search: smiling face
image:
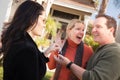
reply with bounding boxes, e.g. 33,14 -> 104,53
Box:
92,17 -> 115,45
67,22 -> 84,44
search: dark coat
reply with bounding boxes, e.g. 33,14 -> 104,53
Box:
3,32 -> 49,80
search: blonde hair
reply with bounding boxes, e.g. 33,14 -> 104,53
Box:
66,19 -> 84,38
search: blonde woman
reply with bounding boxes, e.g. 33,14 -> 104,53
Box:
48,19 -> 93,80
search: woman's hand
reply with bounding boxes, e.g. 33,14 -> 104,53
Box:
44,31 -> 65,56
44,42 -> 61,57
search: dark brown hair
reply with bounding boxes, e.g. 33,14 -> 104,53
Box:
96,14 -> 117,37
1,1 -> 44,53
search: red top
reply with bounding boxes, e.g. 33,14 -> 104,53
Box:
48,39 -> 93,80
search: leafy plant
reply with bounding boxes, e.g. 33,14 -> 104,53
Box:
45,15 -> 61,37
0,66 -> 3,80
84,35 -> 99,51
42,71 -> 53,80
34,15 -> 61,49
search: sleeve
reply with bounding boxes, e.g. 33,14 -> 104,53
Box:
41,52 -> 49,63
82,50 -> 120,80
47,51 -> 58,70
14,47 -> 40,80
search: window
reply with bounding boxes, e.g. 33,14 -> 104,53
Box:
53,10 -> 79,20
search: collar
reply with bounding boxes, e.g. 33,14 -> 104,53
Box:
67,38 -> 78,48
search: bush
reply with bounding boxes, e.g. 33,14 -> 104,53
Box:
84,35 -> 99,51
0,66 -> 3,80
42,71 -> 53,80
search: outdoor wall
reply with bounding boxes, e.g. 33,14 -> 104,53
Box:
0,0 -> 10,35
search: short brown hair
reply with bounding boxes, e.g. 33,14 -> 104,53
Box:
96,14 -> 117,37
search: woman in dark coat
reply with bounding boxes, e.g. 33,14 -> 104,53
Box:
1,1 -> 53,80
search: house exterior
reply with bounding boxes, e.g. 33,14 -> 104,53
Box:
7,0 -> 97,38
6,0 -> 97,26
51,0 -> 96,23
49,0 -> 97,39
4,0 -> 97,39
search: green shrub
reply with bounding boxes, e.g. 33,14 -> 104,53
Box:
0,66 -> 3,80
42,71 -> 53,80
84,35 -> 99,51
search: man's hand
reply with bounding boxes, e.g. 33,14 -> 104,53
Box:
54,54 -> 71,66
